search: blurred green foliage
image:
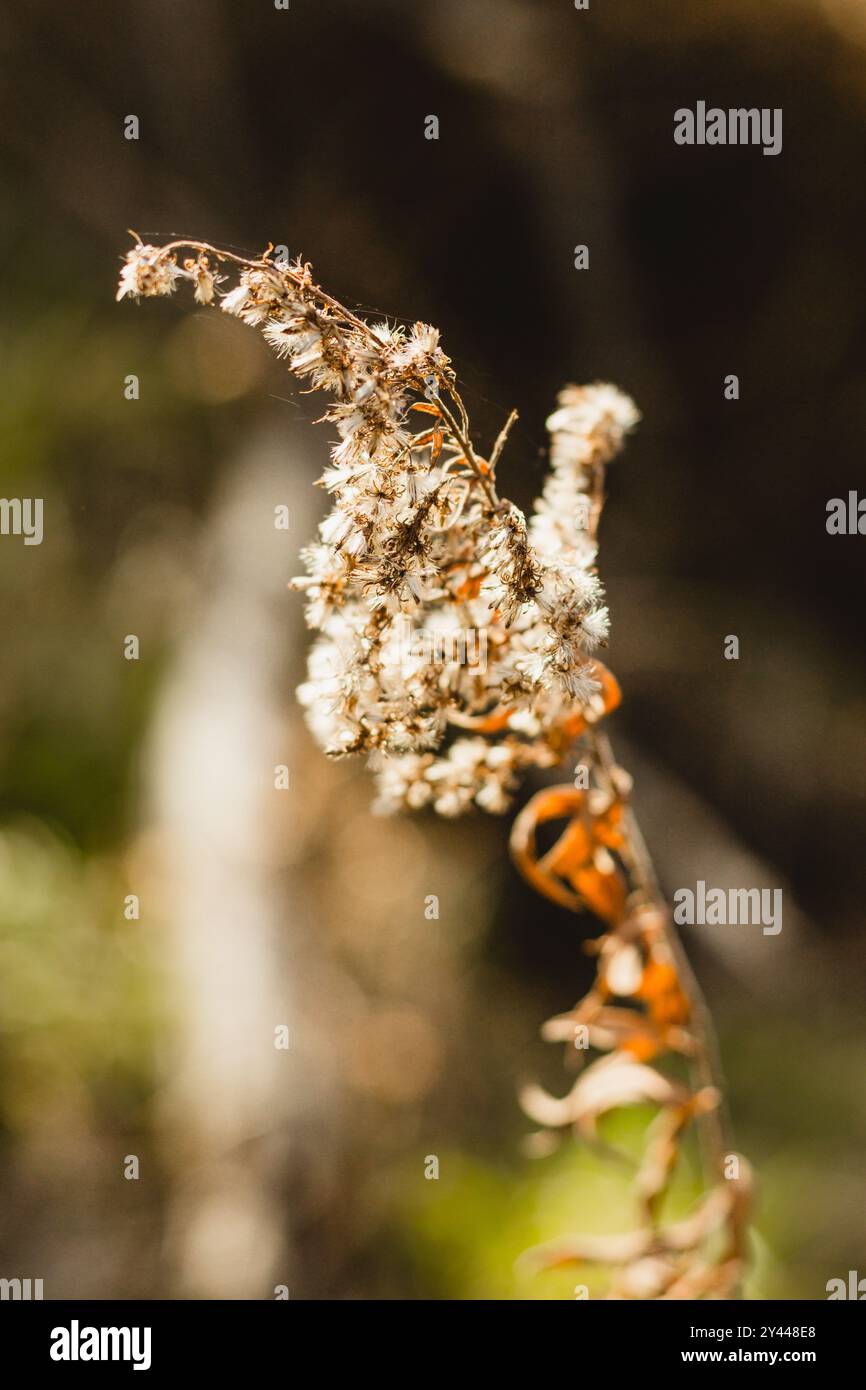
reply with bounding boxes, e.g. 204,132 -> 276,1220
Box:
0,822 -> 161,1137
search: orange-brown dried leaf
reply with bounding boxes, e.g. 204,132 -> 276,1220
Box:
431,423 -> 444,463
559,662 -> 622,739
592,800 -> 625,850
540,814 -> 593,877
638,956 -> 691,1028
572,859 -> 628,923
510,786 -> 628,920
453,572 -> 483,602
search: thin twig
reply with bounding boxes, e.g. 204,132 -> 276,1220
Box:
488,408 -> 519,478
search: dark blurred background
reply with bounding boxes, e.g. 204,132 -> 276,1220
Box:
0,0 -> 864,1299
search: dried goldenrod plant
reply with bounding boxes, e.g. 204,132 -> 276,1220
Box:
117,234 -> 752,1299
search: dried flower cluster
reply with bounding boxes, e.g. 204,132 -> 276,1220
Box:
117,233 -> 750,1299
116,235 -> 637,817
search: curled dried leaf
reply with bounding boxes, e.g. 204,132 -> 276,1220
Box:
510,784 -> 627,920
520,1053 -> 688,1134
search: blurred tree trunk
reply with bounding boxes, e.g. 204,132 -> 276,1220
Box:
145,433 -> 338,1298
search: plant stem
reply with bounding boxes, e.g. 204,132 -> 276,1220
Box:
435,389 -> 500,509
488,408 -> 519,478
581,443 -> 732,1184
587,723 -> 732,1182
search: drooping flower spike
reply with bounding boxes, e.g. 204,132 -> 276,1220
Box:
118,233 -> 749,1299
